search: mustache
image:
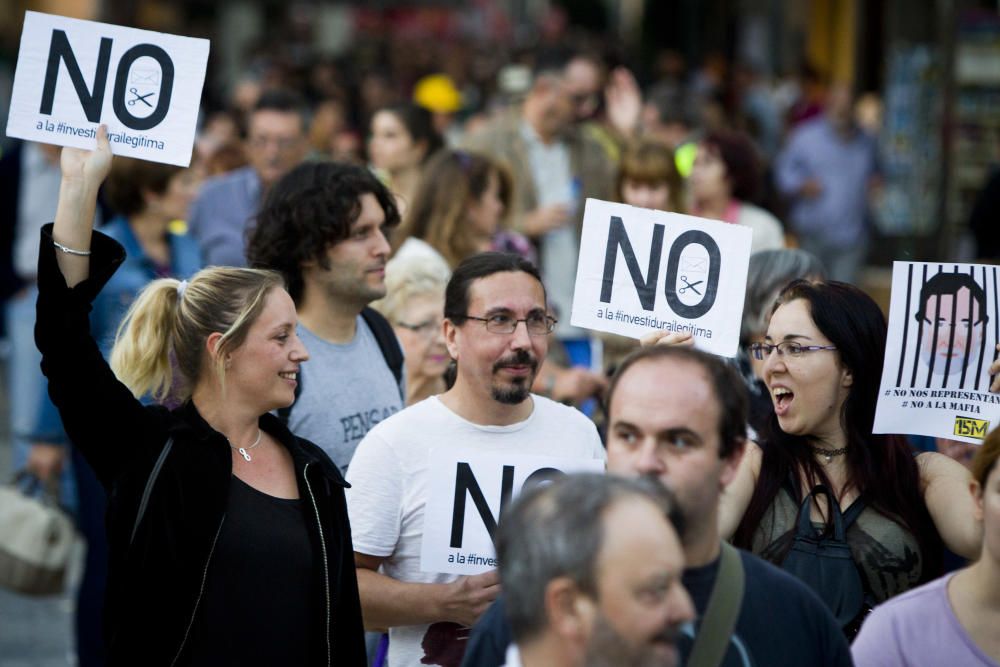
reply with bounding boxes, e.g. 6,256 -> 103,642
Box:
492,349 -> 538,373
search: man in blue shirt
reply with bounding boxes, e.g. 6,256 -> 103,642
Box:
776,84 -> 880,284
188,89 -> 309,267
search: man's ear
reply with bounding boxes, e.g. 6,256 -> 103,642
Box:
719,437 -> 747,489
444,319 -> 460,361
545,577 -> 593,643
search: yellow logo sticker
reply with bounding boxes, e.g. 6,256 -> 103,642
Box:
953,416 -> 989,440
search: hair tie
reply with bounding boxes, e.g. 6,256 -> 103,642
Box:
176,280 -> 189,299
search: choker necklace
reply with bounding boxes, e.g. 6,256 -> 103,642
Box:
229,429 -> 263,462
811,445 -> 848,464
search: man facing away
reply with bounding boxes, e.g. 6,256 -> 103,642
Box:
247,161 -> 405,473
462,345 -> 853,667
496,474 -> 694,667
189,89 -> 309,267
345,253 -> 606,666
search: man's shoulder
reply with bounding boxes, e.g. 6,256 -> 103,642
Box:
865,575 -> 947,620
194,166 -> 257,203
365,396 -> 443,439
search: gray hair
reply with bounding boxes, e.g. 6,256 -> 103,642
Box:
741,249 -> 826,344
370,253 -> 450,324
496,474 -> 682,643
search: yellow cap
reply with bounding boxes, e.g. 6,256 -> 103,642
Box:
413,74 -> 463,114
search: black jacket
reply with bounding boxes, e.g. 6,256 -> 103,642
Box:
35,224 -> 366,666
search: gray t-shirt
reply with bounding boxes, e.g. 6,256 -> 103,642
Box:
290,319 -> 405,473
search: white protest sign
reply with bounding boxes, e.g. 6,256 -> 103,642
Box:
6,12 -> 209,167
419,446 -> 604,575
874,261 -> 1000,444
570,199 -> 753,357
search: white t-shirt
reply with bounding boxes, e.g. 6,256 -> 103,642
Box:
346,394 -> 606,667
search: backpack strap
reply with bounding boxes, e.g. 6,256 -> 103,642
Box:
130,437 -> 174,547
687,542 -> 745,667
360,307 -> 405,401
841,496 -> 867,529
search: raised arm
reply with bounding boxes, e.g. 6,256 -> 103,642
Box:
918,451 -> 981,559
52,126 -> 112,286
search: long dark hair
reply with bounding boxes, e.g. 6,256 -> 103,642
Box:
732,280 -> 942,580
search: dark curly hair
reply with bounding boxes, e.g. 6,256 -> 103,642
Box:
247,161 -> 400,304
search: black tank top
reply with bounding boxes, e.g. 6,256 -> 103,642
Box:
187,476 -> 319,666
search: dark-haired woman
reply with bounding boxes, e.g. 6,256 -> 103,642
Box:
369,102 -> 445,213
721,280 -> 981,636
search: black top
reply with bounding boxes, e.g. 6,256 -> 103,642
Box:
189,477 -> 319,666
460,548 -> 853,667
35,224 -> 366,666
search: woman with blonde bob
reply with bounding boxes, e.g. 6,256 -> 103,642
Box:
35,127 -> 366,666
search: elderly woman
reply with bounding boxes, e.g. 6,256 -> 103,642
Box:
371,254 -> 450,405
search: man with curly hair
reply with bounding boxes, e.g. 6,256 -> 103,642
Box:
247,161 -> 405,473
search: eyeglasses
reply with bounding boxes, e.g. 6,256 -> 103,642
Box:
463,312 -> 557,336
396,318 -> 442,338
749,341 -> 837,361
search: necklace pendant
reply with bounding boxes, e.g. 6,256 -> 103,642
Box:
239,447 -> 252,462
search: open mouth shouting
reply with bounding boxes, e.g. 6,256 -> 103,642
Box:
772,386 -> 794,416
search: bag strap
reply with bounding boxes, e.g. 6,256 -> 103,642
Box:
129,437 -> 174,547
687,542 -> 745,667
360,306 -> 405,400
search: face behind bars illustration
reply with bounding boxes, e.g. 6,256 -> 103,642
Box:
916,272 -> 989,377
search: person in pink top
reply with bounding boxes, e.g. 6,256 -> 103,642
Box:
852,431 -> 1000,666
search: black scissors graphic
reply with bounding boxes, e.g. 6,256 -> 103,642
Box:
128,88 -> 155,107
679,275 -> 703,295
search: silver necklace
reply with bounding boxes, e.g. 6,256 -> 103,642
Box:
810,445 -> 849,464
229,429 -> 263,462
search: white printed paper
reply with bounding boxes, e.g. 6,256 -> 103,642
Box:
570,199 -> 753,357
6,11 -> 210,166
874,262 -> 1000,444
419,446 -> 604,575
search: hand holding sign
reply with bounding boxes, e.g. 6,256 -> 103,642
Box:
440,569 -> 501,627
60,123 -> 112,188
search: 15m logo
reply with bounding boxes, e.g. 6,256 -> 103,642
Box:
953,416 -> 989,439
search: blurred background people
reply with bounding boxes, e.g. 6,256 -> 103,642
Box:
368,101 -> 445,213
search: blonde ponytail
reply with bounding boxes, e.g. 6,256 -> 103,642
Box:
110,278 -> 183,402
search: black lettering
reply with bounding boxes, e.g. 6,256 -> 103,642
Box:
112,44 -> 174,130
40,30 -> 112,122
664,230 -> 721,319
450,463 -> 515,548
600,216 -> 664,311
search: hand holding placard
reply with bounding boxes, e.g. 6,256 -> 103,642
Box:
439,569 -> 501,627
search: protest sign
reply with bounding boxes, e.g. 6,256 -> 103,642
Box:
419,446 -> 604,575
874,262 -> 1000,444
570,199 -> 753,357
6,11 -> 209,167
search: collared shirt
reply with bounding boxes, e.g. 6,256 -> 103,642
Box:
187,165 -> 262,267
775,117 -> 878,247
502,643 -> 524,667
520,122 -> 584,339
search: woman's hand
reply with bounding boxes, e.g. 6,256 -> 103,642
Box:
639,330 -> 695,348
989,344 -> 1000,392
60,124 -> 113,188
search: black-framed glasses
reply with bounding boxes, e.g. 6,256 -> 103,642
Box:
749,341 -> 837,361
464,312 -> 557,336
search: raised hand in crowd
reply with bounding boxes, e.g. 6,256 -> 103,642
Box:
521,203 -> 571,238
604,67 -> 643,139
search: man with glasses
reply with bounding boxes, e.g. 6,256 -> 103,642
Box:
914,271 -> 990,385
189,89 -> 309,267
346,252 -> 605,666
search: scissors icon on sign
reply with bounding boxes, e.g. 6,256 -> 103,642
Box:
128,88 -> 155,107
679,275 -> 703,295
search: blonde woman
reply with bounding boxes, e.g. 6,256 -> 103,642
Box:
36,127 -> 365,666
372,254 -> 450,405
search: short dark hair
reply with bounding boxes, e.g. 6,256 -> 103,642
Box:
916,271 -> 988,325
497,474 -> 682,643
103,157 -> 182,217
373,102 -> 444,163
702,129 -> 762,202
606,345 -> 748,459
444,252 -> 545,323
247,161 -> 400,303
251,89 -> 309,129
